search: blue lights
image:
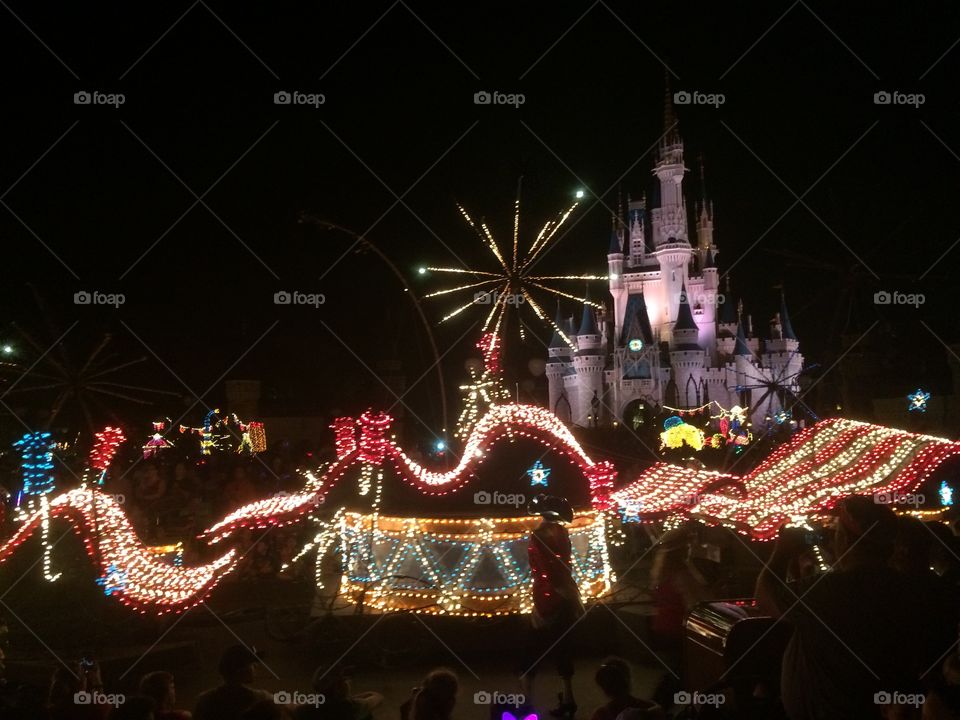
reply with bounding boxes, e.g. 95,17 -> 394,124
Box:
526,459 -> 551,487
13,431 -> 56,501
908,389 -> 931,413
940,481 -> 954,507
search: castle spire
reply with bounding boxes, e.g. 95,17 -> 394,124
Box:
779,289 -> 797,340
663,70 -> 678,142
578,287 -> 599,336
549,300 -> 568,348
674,283 -> 698,331
734,320 -> 752,356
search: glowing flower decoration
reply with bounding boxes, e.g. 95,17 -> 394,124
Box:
660,418 -> 705,451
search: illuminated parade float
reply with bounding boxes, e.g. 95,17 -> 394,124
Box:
0,401 -> 958,616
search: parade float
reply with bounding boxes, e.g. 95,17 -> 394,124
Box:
1,399 -> 959,616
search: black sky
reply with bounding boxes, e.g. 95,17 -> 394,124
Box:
1,2 -> 959,436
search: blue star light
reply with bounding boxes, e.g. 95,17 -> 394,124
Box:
96,563 -> 128,596
907,389 -> 931,413
940,481 -> 954,507
526,460 -> 551,487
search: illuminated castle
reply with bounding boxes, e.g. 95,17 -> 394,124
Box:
546,92 -> 803,428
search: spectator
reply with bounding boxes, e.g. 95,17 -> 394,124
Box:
295,666 -> 382,720
649,525 -> 707,708
139,671 -> 190,720
590,658 -> 664,720
110,696 -> 155,720
521,495 -> 583,717
650,525 -> 708,646
48,662 -> 111,720
756,496 -> 927,719
240,700 -> 292,720
193,646 -> 272,720
402,669 -> 458,720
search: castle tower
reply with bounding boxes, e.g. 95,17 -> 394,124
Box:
546,303 -> 572,419
650,80 -> 692,334
733,320 -> 753,406
608,225 -> 628,343
573,295 -> 605,426
695,157 -> 715,261
627,195 -> 647,267
763,291 -> 804,417
669,285 -> 706,408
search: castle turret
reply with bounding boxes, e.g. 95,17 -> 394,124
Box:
733,320 -> 753,406
546,303 -> 572,418
573,294 -> 604,426
627,196 -> 646,267
608,226 -> 628,344
650,79 -> 692,335
670,285 -> 705,407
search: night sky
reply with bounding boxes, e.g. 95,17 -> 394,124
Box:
1,2 -> 959,437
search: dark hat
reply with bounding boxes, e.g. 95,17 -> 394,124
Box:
218,644 -> 263,676
528,494 -> 574,523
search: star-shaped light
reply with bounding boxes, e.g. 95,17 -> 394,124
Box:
526,460 -> 551,487
907,389 -> 930,413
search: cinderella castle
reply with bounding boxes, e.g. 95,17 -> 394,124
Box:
546,92 -> 803,429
